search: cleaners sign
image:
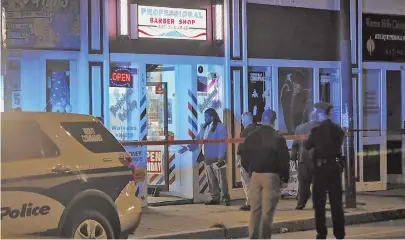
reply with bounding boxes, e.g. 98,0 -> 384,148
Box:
137,5 -> 207,40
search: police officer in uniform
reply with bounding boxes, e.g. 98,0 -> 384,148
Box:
305,102 -> 345,239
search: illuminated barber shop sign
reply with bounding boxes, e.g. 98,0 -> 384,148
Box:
137,5 -> 207,40
110,68 -> 133,88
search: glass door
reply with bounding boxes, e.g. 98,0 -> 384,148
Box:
386,70 -> 405,185
146,82 -> 169,191
358,69 -> 387,191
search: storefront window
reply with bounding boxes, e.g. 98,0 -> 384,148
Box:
278,67 -> 313,134
248,66 -> 271,123
197,64 -> 224,127
46,60 -> 72,113
319,68 -> 341,124
108,65 -> 138,141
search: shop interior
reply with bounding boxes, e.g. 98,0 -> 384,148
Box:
144,63 -> 224,205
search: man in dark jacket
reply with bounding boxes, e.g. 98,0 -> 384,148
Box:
305,102 -> 345,239
244,110 -> 290,239
291,110 -> 320,210
237,112 -> 258,211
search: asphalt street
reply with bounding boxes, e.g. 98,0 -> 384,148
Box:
272,218 -> 405,239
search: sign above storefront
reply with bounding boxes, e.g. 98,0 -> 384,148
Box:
363,14 -> 405,62
137,5 -> 207,40
110,68 -> 133,88
2,0 -> 80,50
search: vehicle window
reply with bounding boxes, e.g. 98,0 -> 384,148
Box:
61,121 -> 125,153
1,120 -> 60,162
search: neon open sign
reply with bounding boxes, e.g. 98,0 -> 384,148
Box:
110,68 -> 133,88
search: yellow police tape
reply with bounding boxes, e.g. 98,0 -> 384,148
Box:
356,148 -> 405,157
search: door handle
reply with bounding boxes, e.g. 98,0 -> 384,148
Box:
51,164 -> 71,173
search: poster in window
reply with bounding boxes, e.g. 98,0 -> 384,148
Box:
278,68 -> 313,134
108,68 -> 139,141
248,72 -> 265,123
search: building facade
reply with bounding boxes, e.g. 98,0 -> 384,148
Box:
1,0 -> 405,202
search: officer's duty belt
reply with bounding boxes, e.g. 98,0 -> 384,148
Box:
315,158 -> 339,167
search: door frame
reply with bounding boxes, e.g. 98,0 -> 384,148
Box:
358,62 -> 405,191
357,68 -> 387,191
385,68 -> 405,184
146,82 -> 170,191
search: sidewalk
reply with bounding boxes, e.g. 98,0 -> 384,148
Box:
131,189 -> 405,239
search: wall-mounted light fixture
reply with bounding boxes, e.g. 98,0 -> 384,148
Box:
212,0 -> 224,44
118,0 -> 129,36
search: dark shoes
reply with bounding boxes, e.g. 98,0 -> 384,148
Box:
205,200 -> 220,205
240,205 -> 251,211
295,205 -> 305,210
205,199 -> 230,206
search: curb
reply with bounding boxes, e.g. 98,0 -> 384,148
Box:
141,208 -> 405,239
148,199 -> 194,207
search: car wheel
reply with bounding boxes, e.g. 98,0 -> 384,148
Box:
66,210 -> 115,239
120,232 -> 129,239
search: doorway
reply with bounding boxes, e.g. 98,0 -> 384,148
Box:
145,64 -> 192,205
146,82 -> 169,196
386,70 -> 405,185
357,69 -> 387,191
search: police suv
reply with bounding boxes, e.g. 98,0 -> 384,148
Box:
1,112 -> 142,239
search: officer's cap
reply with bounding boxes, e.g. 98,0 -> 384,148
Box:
314,102 -> 333,113
261,109 -> 277,123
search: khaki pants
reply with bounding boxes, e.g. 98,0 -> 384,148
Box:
237,155 -> 250,205
248,172 -> 281,239
240,167 -> 250,205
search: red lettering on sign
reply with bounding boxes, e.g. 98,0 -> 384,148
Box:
147,150 -> 162,173
147,150 -> 162,162
111,72 -> 131,82
179,19 -> 196,25
150,18 -> 175,25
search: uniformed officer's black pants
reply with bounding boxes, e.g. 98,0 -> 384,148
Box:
313,162 -> 345,239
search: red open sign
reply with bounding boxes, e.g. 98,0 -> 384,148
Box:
111,72 -> 131,82
110,68 -> 133,88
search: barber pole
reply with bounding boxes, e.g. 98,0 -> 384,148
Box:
188,90 -> 198,139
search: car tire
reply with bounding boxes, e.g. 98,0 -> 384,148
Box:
65,209 -> 116,239
120,232 -> 129,239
